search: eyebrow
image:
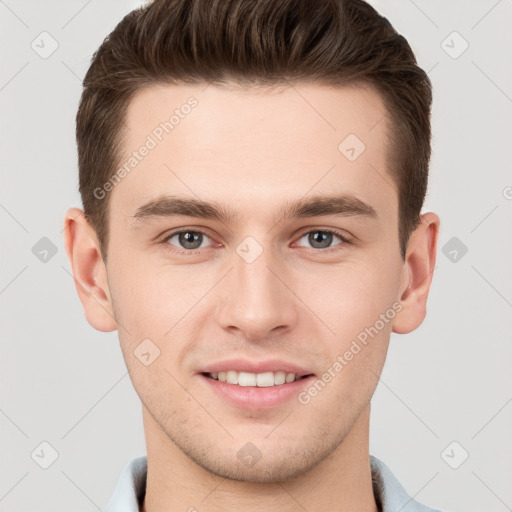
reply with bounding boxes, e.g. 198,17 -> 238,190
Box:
131,193 -> 378,226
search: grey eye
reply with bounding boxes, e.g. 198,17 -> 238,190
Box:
297,230 -> 343,249
168,231 -> 209,250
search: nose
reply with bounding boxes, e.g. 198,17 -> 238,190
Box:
215,243 -> 299,341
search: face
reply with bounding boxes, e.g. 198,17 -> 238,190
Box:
100,82 -> 407,481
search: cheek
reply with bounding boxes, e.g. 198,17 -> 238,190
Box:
299,257 -> 401,339
293,255 -> 400,406
108,257 -> 198,335
108,259 -> 209,383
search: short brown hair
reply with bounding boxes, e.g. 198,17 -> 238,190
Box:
76,0 -> 432,261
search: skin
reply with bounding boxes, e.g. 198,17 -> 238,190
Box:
64,82 -> 439,512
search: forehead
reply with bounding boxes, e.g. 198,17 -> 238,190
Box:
110,82 -> 396,224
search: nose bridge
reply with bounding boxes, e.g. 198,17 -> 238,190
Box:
216,237 -> 297,340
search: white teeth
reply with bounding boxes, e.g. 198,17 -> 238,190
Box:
256,372 -> 274,387
226,370 -> 238,385
238,371 -> 257,386
208,370 -> 306,386
274,371 -> 286,385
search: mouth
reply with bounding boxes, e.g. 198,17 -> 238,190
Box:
200,370 -> 316,410
202,370 -> 314,387
198,359 -> 316,409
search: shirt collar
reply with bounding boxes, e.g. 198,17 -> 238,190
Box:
104,455 -> 441,512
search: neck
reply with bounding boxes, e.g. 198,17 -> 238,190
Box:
141,405 -> 377,512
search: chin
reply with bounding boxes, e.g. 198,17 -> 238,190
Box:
178,435 -> 339,484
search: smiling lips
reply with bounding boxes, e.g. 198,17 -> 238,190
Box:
207,370 -> 307,387
199,359 -> 315,409
200,358 -> 314,388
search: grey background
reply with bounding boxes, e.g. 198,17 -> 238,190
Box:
1,0 -> 511,511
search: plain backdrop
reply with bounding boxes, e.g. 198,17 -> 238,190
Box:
1,0 -> 511,511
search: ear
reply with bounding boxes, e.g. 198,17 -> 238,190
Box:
392,212 -> 440,334
63,208 -> 117,332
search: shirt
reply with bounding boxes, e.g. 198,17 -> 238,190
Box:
104,455 -> 442,512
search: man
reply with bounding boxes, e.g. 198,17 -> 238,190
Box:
63,0 -> 441,510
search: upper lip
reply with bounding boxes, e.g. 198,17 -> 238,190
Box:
200,358 -> 314,378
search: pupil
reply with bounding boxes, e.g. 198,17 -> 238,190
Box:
309,231 -> 332,249
180,231 -> 202,249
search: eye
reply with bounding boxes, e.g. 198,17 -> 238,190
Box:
294,229 -> 350,250
159,227 -> 350,255
162,229 -> 213,252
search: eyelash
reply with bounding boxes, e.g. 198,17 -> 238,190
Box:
159,228 -> 352,255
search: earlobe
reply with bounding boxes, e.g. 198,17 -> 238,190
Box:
63,208 -> 117,332
392,212 -> 440,334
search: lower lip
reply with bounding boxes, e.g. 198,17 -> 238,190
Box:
199,373 -> 315,410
